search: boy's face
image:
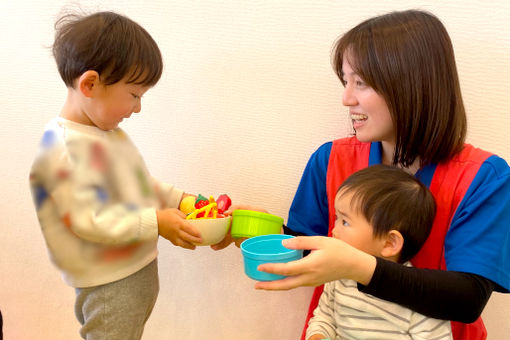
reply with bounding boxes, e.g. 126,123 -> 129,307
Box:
332,190 -> 385,257
87,79 -> 150,131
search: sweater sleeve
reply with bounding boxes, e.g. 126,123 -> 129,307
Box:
152,177 -> 184,209
358,257 -> 495,323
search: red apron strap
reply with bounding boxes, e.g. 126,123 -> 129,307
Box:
413,144 -> 492,340
301,137 -> 370,340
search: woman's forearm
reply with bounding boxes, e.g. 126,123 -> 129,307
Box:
359,257 -> 495,322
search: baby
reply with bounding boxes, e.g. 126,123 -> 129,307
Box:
306,164 -> 453,340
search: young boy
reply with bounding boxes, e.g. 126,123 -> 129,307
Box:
306,165 -> 453,340
29,11 -> 203,339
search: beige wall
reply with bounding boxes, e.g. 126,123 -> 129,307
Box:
1,0 -> 509,339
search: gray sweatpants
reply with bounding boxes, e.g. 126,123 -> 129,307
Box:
74,259 -> 159,340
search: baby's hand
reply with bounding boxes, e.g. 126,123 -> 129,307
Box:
156,208 -> 202,249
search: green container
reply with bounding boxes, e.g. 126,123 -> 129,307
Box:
231,210 -> 284,238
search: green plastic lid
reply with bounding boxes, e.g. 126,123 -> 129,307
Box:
232,210 -> 283,223
231,210 -> 284,238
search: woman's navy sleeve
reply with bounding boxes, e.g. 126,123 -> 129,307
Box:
286,142 -> 332,236
445,155 -> 510,292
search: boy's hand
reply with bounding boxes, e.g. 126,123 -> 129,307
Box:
156,208 -> 202,250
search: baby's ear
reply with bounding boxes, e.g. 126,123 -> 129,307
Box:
380,230 -> 404,260
78,70 -> 100,97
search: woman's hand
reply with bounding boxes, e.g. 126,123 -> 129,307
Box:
255,236 -> 377,290
210,232 -> 246,250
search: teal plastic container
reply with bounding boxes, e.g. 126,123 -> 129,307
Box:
240,234 -> 303,281
231,210 -> 283,238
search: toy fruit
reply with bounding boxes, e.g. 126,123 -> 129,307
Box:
216,194 -> 232,214
179,196 -> 196,215
179,193 -> 233,246
180,194 -> 232,219
194,194 -> 209,218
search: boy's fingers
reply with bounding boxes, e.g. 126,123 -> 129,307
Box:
181,231 -> 202,245
178,240 -> 197,250
181,221 -> 202,239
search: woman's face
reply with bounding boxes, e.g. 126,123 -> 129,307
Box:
341,56 -> 395,145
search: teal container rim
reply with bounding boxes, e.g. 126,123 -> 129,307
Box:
232,210 -> 284,224
240,234 -> 300,260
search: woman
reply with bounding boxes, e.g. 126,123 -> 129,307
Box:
255,10 -> 510,340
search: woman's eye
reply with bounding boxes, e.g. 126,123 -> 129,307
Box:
355,80 -> 366,87
131,93 -> 140,99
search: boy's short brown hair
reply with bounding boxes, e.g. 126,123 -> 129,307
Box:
52,11 -> 163,88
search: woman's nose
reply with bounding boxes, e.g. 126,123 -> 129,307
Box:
342,85 -> 357,106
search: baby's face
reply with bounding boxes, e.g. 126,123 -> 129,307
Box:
333,190 -> 386,257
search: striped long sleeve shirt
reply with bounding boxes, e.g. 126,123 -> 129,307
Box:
306,265 -> 453,340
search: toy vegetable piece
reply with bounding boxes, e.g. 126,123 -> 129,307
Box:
216,194 -> 232,214
186,202 -> 218,220
179,196 -> 196,215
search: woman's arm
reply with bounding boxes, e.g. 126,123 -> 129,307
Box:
255,236 -> 494,322
286,142 -> 331,236
359,257 -> 494,323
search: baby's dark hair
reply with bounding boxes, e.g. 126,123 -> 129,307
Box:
52,11 -> 163,88
337,164 -> 436,263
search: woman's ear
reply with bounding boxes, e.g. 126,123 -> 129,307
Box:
380,229 -> 404,261
78,71 -> 100,98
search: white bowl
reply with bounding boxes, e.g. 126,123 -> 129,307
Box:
187,216 -> 232,246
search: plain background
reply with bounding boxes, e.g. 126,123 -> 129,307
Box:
1,0 -> 509,339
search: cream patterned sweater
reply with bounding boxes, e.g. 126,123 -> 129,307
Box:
29,117 -> 183,287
